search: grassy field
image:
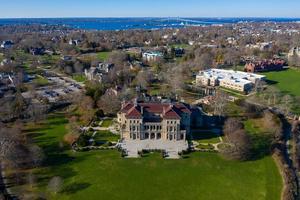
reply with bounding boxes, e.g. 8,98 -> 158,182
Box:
33,75 -> 49,86
263,68 -> 300,97
72,74 -> 87,83
97,52 -> 110,61
21,114 -> 283,200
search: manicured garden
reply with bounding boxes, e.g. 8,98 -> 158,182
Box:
100,119 -> 113,127
21,114 -> 283,200
263,68 -> 300,97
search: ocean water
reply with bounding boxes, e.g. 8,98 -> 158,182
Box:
0,17 -> 299,31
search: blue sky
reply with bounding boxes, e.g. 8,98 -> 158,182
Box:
1,0 -> 300,18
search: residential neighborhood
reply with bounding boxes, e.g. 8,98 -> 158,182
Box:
1,2 -> 300,200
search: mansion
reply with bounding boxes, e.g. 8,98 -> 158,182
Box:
117,99 -> 203,158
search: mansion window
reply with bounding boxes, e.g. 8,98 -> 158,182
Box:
157,133 -> 161,139
151,133 -> 155,140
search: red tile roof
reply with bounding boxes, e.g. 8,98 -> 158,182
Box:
125,106 -> 142,118
121,101 -> 191,119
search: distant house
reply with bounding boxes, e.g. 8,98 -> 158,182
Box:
69,39 -> 81,46
142,51 -> 164,62
0,40 -> 14,49
245,42 -> 272,51
188,41 -> 195,46
84,67 -> 103,83
0,59 -> 12,66
30,47 -> 45,56
125,47 -> 143,56
61,55 -> 73,61
173,48 -> 185,57
244,58 -> 286,73
104,86 -> 122,97
288,47 -> 300,59
98,62 -> 114,73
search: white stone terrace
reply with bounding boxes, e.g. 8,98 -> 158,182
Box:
119,139 -> 188,159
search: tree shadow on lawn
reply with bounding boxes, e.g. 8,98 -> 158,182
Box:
265,79 -> 278,86
62,182 -> 91,195
249,134 -> 273,161
35,166 -> 78,189
191,132 -> 220,141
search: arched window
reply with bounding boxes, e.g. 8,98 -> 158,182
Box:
157,133 -> 161,139
151,133 -> 155,140
145,132 -> 149,139
180,134 -> 184,140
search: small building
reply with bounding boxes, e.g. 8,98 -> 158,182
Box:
196,69 -> 265,93
168,47 -> 185,57
246,42 -> 273,51
244,58 -> 286,73
61,55 -> 73,61
0,59 -> 12,66
84,67 -> 103,83
142,51 -> 164,62
1,40 -> 14,49
30,47 -> 45,56
69,39 -> 81,46
98,63 -> 114,73
288,47 -> 300,59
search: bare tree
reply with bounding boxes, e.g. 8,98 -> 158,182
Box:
223,118 -> 244,137
212,91 -> 228,117
280,95 -> 293,115
97,93 -> 121,116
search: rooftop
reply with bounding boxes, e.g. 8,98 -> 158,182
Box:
198,69 -> 265,85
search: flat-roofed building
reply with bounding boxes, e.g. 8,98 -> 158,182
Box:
196,69 -> 265,93
142,51 -> 164,62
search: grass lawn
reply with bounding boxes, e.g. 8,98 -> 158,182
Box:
262,68 -> 300,97
23,113 -> 283,200
101,119 -> 113,127
93,130 -> 119,143
33,75 -> 49,86
170,43 -> 190,48
97,52 -> 110,61
72,74 -> 87,83
0,53 -> 3,62
244,118 -> 274,158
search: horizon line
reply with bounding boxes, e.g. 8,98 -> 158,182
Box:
1,16 -> 300,20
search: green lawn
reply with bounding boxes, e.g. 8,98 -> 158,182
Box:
72,74 -> 87,83
0,53 -> 4,62
97,52 -> 110,61
33,75 -> 49,86
93,130 -> 119,143
101,119 -> 113,127
244,119 -> 264,135
170,43 -> 190,48
24,114 -> 282,200
262,68 -> 300,97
